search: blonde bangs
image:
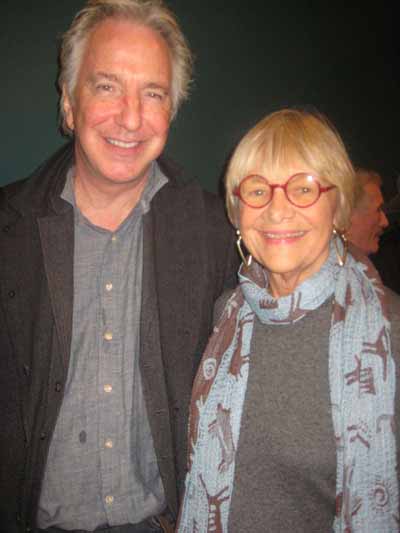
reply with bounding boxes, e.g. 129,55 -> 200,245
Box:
225,109 -> 356,229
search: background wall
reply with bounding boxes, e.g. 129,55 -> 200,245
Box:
1,1 -> 398,198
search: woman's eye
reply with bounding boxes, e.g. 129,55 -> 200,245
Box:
292,186 -> 312,195
249,188 -> 267,196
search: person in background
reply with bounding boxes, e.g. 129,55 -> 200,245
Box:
372,175 -> 400,293
0,1 -> 238,532
346,168 -> 389,255
178,109 -> 400,532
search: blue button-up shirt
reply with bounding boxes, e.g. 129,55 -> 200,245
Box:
37,163 -> 168,530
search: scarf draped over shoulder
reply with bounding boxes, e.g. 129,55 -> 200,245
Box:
177,242 -> 399,533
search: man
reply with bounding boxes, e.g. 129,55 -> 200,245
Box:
372,176 -> 400,293
0,1 -> 238,532
346,167 -> 389,255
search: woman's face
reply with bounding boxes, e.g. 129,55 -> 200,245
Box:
238,163 -> 338,297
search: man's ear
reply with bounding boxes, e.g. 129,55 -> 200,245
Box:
62,85 -> 75,131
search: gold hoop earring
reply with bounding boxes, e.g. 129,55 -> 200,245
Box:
236,229 -> 252,267
332,227 -> 348,266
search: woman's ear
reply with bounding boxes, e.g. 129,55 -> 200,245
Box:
332,191 -> 344,232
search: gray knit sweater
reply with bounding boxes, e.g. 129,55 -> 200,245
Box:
213,288 -> 400,532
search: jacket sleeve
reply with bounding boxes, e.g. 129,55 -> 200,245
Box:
203,189 -> 240,299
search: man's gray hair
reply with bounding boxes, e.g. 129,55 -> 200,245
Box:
354,168 -> 382,208
58,0 -> 193,134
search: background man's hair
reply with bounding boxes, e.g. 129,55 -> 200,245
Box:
353,168 -> 382,209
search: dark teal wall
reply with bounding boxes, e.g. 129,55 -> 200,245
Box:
1,2 -> 399,197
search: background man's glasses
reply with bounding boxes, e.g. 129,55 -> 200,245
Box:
233,173 -> 335,209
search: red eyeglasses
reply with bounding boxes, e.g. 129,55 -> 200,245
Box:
233,173 -> 335,209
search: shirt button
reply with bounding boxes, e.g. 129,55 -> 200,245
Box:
111,235 -> 117,242
105,283 -> 113,292
104,384 -> 113,393
105,495 -> 114,505
104,331 -> 113,341
55,382 -> 62,392
105,439 -> 113,449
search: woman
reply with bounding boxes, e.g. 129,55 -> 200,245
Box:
178,109 -> 400,532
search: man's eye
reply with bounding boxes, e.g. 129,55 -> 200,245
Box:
147,91 -> 164,100
96,84 -> 114,93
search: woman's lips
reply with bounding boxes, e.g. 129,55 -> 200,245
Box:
260,230 -> 307,244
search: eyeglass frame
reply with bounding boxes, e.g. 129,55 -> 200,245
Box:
233,173 -> 336,209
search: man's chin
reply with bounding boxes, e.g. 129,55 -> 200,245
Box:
97,163 -> 151,186
369,240 -> 380,255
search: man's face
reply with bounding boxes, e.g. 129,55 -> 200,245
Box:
63,18 -> 172,188
348,182 -> 389,255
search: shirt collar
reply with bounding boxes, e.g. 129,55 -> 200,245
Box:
61,161 -> 169,222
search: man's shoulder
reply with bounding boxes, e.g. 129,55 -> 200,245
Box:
155,181 -> 233,248
1,176 -> 29,205
0,142 -> 73,213
385,288 -> 400,356
155,158 -> 227,217
386,287 -> 400,323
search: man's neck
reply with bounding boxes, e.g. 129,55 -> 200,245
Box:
73,172 -> 149,231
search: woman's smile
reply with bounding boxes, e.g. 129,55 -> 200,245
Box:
259,229 -> 308,244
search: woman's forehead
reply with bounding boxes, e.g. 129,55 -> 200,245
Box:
248,154 -> 312,179
234,135 -> 333,186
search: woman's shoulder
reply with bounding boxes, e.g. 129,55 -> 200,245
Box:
213,288 -> 236,324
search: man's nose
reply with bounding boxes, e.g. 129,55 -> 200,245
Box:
380,209 -> 389,228
117,93 -> 142,131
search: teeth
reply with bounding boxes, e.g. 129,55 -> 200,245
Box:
265,232 -> 304,238
107,138 -> 139,148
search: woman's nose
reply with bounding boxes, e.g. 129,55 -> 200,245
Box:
265,187 -> 295,222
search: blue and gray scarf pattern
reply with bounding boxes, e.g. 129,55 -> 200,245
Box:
178,243 -> 398,532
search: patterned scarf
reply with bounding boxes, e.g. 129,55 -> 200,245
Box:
177,243 -> 399,532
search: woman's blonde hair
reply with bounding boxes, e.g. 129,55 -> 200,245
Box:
225,108 -> 356,230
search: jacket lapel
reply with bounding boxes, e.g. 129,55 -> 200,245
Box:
38,211 -> 74,374
152,182 -> 206,376
140,180 -> 207,514
141,209 -> 178,514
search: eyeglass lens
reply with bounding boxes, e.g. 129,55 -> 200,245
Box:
240,173 -> 320,208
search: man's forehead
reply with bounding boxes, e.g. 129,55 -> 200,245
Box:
79,18 -> 172,84
84,18 -> 169,58
364,182 -> 384,207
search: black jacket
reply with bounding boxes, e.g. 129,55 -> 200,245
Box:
0,143 -> 238,532
371,221 -> 400,295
